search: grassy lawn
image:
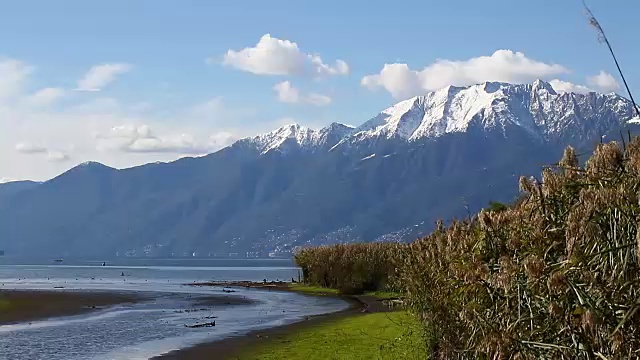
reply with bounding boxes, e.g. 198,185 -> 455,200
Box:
235,311 -> 426,360
363,290 -> 402,299
235,284 -> 423,359
287,283 -> 339,295
287,284 -> 402,300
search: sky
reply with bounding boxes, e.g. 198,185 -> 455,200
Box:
0,0 -> 638,181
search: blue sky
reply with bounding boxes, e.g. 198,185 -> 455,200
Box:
0,0 -> 637,181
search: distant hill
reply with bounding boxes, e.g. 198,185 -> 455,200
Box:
0,180 -> 39,203
1,80 -> 638,258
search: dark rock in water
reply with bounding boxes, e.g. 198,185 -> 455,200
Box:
185,321 -> 215,328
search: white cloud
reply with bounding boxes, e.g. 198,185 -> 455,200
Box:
188,97 -> 257,124
189,97 -> 225,118
127,135 -> 203,153
97,124 -> 151,141
221,34 -> 349,77
15,142 -> 70,162
273,81 -> 331,106
46,151 -> 70,162
587,71 -> 620,93
361,50 -> 569,99
273,81 -> 299,103
549,79 -> 593,94
0,57 -> 270,181
76,63 -> 132,91
15,142 -> 47,154
0,58 -> 33,101
96,124 -> 237,154
209,132 -> 237,148
24,87 -> 66,106
68,97 -> 120,113
305,93 -> 332,106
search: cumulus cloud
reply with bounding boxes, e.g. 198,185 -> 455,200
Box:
0,58 -> 33,101
273,81 -> 332,106
361,50 -> 569,99
24,87 -> 66,106
221,34 -> 349,77
127,135 -> 203,153
587,71 -> 620,93
0,57 -> 269,181
549,79 -> 593,94
96,124 -> 237,154
15,142 -> 70,161
15,142 -> 47,154
208,132 -> 237,148
76,63 -> 132,91
46,151 -> 70,162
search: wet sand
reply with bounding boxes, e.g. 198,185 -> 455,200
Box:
0,290 -> 145,325
155,282 -> 391,360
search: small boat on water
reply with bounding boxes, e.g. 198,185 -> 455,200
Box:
53,259 -> 64,263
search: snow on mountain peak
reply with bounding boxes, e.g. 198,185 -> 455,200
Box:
246,122 -> 354,154
239,80 -> 637,156
350,79 -> 637,142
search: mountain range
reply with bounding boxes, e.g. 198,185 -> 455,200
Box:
1,80 -> 638,258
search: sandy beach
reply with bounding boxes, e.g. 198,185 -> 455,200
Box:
0,290 -> 144,325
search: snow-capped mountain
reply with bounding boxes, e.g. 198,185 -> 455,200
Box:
232,79 -> 637,155
240,122 -> 354,154
343,79 -> 637,144
1,80 -> 639,258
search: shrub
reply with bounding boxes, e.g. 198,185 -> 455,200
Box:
294,242 -> 405,294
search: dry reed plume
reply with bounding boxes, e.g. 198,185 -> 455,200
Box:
296,138 -> 640,359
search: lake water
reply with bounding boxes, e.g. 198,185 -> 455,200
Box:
0,259 -> 349,360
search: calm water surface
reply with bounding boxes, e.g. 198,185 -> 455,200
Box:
0,259 -> 349,360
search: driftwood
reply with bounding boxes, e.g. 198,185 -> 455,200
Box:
185,321 -> 215,328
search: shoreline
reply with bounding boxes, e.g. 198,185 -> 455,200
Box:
1,282 -> 392,359
154,281 -> 392,360
0,289 -> 145,325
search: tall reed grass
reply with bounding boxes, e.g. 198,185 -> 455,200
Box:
294,242 -> 405,294
295,138 -> 640,359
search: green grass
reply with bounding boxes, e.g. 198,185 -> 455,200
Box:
236,311 -> 426,360
287,283 -> 339,295
364,290 -> 402,299
287,284 -> 402,300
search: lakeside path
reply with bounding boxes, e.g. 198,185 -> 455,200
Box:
155,282 -> 406,360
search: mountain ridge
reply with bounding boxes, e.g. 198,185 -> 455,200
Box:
18,79 -> 639,178
1,80 -> 638,258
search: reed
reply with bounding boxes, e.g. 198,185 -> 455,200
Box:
294,242 -> 405,294
296,138 -> 640,358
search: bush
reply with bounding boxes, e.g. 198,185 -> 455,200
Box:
294,242 -> 405,294
486,201 -> 508,212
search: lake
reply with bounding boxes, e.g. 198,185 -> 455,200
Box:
0,259 -> 349,360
